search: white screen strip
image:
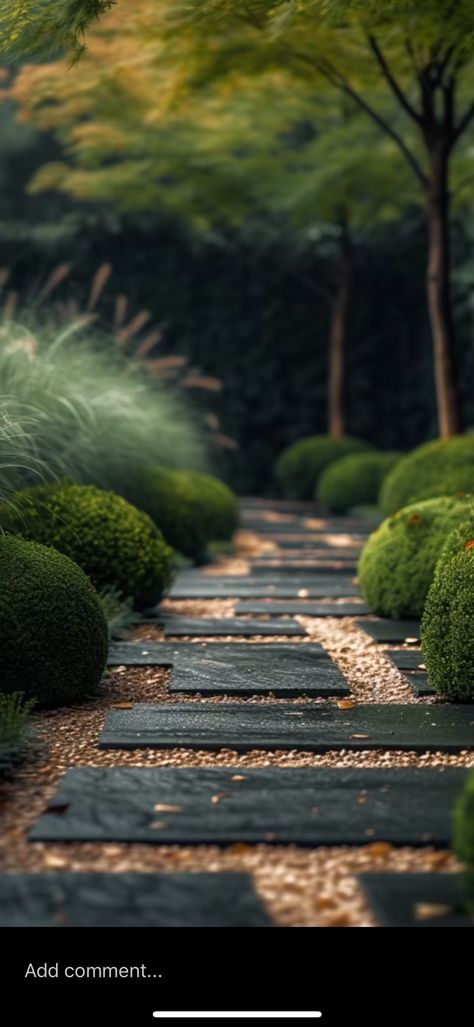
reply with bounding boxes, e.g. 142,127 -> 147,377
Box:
152,1015 -> 322,1020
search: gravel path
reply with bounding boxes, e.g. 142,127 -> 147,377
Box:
0,508 -> 471,928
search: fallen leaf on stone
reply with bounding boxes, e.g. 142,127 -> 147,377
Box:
415,902 -> 453,922
298,589 -> 309,597
351,733 -> 370,739
211,792 -> 228,805
111,702 -> 135,709
149,820 -> 167,829
265,832 -> 278,842
366,841 -> 393,857
231,774 -> 246,781
405,637 -> 418,644
54,911 -> 68,926
337,699 -> 357,709
357,792 -> 368,805
153,804 -> 183,813
419,663 -> 426,670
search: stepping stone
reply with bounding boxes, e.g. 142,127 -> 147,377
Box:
357,620 -> 420,644
359,874 -> 471,928
236,601 -> 371,616
254,551 -> 361,563
30,766 -> 467,846
250,562 -> 357,575
385,651 -> 435,697
276,538 -> 364,551
99,703 -> 474,753
169,642 -> 349,697
163,617 -> 307,637
108,643 -> 175,666
169,575 -> 359,600
0,872 -> 271,928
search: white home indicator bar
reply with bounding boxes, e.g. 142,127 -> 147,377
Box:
152,1015 -> 322,1020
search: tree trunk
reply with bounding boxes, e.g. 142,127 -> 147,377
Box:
426,144 -> 462,437
328,232 -> 353,439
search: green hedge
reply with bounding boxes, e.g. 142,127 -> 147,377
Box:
380,437 -> 474,515
358,495 -> 472,618
0,482 -> 173,609
0,536 -> 108,706
318,451 -> 401,512
275,436 -> 370,500
422,549 -> 474,701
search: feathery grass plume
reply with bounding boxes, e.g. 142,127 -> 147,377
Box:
0,1 -> 115,62
0,316 -> 207,498
0,691 -> 34,778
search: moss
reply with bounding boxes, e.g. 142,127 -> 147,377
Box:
380,436 -> 474,515
0,536 -> 108,706
358,495 -> 472,618
318,451 -> 401,513
421,549 -> 474,701
128,468 -> 237,562
0,482 -> 173,610
275,435 -> 371,500
453,769 -> 474,916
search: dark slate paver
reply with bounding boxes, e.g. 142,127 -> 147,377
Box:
357,620 -> 420,643
235,600 -> 370,616
163,617 -> 307,637
0,872 -> 271,927
359,874 -> 471,928
276,538 -> 363,551
250,563 -> 357,575
169,575 -> 360,599
386,649 -> 426,670
99,703 -> 473,752
29,766 -> 467,846
108,643 -> 175,666
169,642 -> 349,697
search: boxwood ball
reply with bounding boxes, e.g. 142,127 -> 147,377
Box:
422,548 -> 474,701
358,495 -> 472,618
0,535 -> 108,706
0,482 -> 173,609
275,435 -> 370,500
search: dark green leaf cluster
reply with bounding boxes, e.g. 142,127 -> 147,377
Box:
0,691 -> 34,779
127,468 -> 238,563
358,495 -> 472,618
0,535 -> 108,706
317,450 -> 401,512
422,549 -> 474,701
380,437 -> 474,515
275,435 -> 370,500
0,482 -> 173,609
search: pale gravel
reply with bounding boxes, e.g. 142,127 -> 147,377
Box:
0,516 -> 472,928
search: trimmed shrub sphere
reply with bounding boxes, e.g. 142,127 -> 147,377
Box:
358,495 -> 472,618
182,471 -> 239,540
0,483 -> 173,609
434,509 -> 474,577
318,451 -> 401,513
380,436 -> 474,515
127,468 -> 237,562
275,436 -> 370,500
0,535 -> 108,706
422,548 -> 474,701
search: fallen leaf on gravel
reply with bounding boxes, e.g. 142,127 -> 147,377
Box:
366,841 -> 393,857
415,902 -> 453,921
351,733 -> 370,739
337,700 -> 357,709
324,910 -> 353,927
228,842 -> 252,854
154,804 -> 183,813
111,702 -> 135,709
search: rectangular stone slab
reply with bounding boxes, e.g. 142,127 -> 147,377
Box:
163,617 -> 307,638
0,872 -> 271,928
250,563 -> 357,575
169,575 -> 360,599
386,648 -> 426,670
276,538 -> 363,551
169,642 -> 349,697
359,873 -> 471,928
357,620 -> 420,643
253,551 -> 361,563
99,703 -> 474,753
29,766 -> 467,846
107,643 -> 175,666
236,600 -> 371,616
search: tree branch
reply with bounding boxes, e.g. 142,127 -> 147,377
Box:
367,34 -> 421,123
294,52 -> 427,188
453,100 -> 474,142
